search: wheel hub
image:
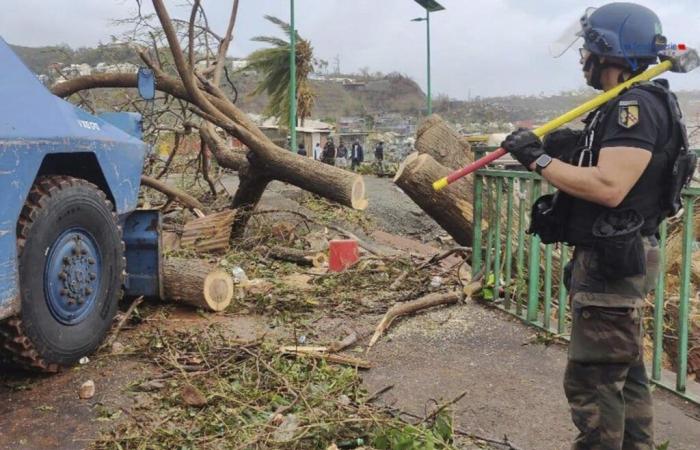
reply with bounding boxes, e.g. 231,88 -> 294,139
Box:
45,228 -> 101,325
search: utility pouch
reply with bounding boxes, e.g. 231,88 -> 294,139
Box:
664,151 -> 697,217
528,194 -> 563,244
528,191 -> 573,244
591,209 -> 645,280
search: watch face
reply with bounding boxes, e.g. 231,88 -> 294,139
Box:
537,154 -> 553,166
536,154 -> 552,173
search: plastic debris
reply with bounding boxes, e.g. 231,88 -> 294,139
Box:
231,266 -> 248,284
430,276 -> 443,288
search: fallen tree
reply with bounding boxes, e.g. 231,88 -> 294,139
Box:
394,152 -> 474,246
415,114 -> 473,169
51,0 -> 367,239
393,115 -> 477,246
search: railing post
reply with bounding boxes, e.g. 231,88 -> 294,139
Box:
543,242 -> 553,330
526,178 -> 542,322
676,195 -> 694,392
485,178 -> 494,282
557,245 -> 569,335
504,178 -> 514,310
652,220 -> 667,382
471,149 -> 485,279
515,180 -> 526,316
494,178 -> 503,298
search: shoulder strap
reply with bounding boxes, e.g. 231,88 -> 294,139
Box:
628,80 -> 689,155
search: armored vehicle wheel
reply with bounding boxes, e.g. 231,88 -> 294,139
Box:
0,176 -> 124,371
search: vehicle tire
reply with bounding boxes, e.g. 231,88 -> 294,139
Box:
10,176 -> 124,370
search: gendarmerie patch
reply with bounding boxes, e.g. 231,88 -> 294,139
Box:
618,100 -> 640,129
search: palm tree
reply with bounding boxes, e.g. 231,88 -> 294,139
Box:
245,15 -> 315,129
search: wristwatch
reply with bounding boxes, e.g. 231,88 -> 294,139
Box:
534,154 -> 553,175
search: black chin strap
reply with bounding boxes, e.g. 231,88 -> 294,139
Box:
585,55 -> 638,90
584,55 -> 604,90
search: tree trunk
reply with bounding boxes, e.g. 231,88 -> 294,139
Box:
162,258 -> 234,312
415,114 -> 473,169
394,152 -> 474,246
230,167 -> 271,238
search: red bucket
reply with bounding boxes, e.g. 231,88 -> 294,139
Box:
328,239 -> 359,272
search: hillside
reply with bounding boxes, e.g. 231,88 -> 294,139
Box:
10,43 -> 140,74
226,71 -> 426,120
10,43 -> 700,141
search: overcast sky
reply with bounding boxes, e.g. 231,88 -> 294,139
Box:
2,0 -> 699,98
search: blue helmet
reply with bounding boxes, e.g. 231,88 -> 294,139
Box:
580,2 -> 666,69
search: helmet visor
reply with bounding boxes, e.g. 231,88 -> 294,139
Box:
549,7 -> 596,58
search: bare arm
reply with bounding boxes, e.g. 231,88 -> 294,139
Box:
535,146 -> 651,208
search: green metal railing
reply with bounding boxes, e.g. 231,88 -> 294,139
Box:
471,148 -> 699,403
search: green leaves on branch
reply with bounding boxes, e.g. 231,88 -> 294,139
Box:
244,15 -> 315,129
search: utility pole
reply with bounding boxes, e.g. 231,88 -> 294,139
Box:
426,8 -> 431,115
289,0 -> 297,152
411,0 -> 444,116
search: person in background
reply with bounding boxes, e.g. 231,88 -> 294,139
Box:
297,143 -> 307,157
322,137 -> 336,166
313,142 -> 322,160
374,141 -> 385,175
336,141 -> 348,168
350,139 -> 364,171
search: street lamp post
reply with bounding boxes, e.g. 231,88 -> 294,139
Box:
412,0 -> 444,115
289,0 -> 297,152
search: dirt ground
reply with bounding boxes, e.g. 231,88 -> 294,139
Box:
1,175 -> 699,450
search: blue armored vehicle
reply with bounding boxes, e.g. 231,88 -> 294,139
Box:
0,38 -> 159,371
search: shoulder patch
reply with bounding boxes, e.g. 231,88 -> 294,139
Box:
618,100 -> 639,129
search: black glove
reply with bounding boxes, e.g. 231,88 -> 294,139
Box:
542,128 -> 583,160
501,128 -> 544,170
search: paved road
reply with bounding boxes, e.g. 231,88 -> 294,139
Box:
362,299 -> 700,450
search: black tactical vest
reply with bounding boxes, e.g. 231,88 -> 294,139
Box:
562,80 -> 687,245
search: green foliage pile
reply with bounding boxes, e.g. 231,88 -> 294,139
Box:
92,325 -> 463,450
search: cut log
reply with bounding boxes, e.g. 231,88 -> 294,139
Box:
415,114 -> 473,169
181,210 -> 236,253
394,152 -> 474,246
266,246 -> 327,267
162,258 -> 233,311
367,291 -> 462,350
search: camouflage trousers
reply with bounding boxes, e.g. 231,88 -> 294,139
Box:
563,237 -> 660,450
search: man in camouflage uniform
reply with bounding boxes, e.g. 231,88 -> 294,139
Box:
501,3 -> 690,449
